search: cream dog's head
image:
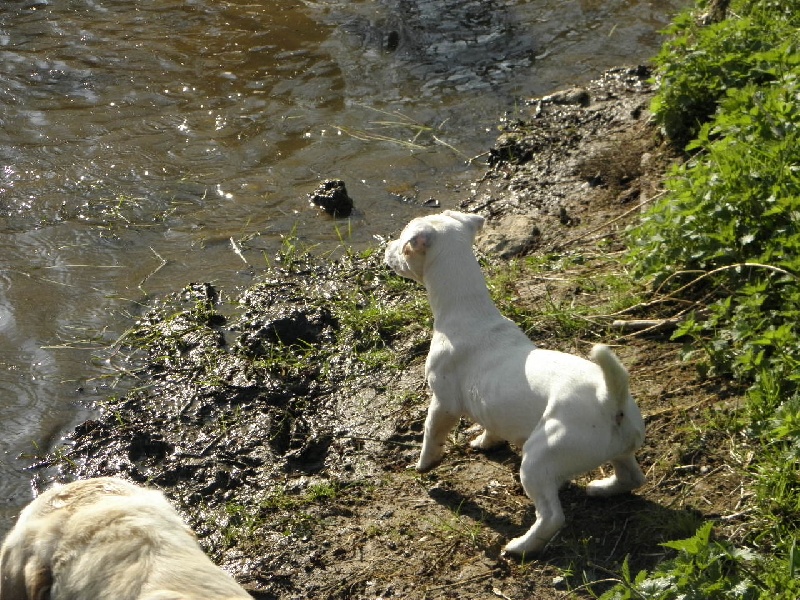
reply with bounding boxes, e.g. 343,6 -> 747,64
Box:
384,210 -> 485,284
0,477 -> 253,600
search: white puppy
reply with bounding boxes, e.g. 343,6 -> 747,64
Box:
384,210 -> 646,555
0,477 -> 252,600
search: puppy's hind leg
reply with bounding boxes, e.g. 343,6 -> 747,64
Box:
586,452 -> 646,497
416,395 -> 460,472
504,434 -> 566,556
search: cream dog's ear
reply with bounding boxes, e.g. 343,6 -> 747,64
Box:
402,229 -> 432,257
0,544 -> 51,600
25,558 -> 52,600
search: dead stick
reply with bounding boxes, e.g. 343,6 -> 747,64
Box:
560,190 -> 667,248
611,318 -> 681,332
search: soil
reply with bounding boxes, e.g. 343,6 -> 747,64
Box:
32,67 -> 753,599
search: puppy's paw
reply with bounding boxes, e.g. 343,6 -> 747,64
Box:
415,457 -> 442,473
469,430 -> 504,451
586,475 -> 638,496
503,535 -> 545,557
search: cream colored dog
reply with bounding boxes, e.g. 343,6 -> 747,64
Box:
384,210 -> 646,555
0,477 -> 252,600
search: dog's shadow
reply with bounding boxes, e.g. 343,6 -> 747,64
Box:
426,447 -> 702,571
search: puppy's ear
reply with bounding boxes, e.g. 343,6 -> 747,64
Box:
402,229 -> 432,257
443,210 -> 485,235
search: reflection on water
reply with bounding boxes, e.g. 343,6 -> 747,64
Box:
0,0 -> 689,529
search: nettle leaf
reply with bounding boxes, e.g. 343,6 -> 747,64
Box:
637,575 -> 675,595
662,522 -> 714,555
671,313 -> 701,341
728,546 -> 759,563
740,233 -> 756,245
771,398 -> 800,440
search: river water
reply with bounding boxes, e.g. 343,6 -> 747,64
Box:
0,0 -> 688,528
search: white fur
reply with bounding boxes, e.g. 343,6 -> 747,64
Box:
0,477 -> 252,600
384,210 -> 646,555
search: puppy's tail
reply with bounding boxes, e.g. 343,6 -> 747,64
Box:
589,344 -> 630,411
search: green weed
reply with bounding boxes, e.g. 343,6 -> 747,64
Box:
601,523 -> 800,599
220,481 -> 344,546
650,0 -> 800,147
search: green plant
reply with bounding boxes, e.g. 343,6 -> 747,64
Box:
601,523 -> 800,599
222,502 -> 264,547
631,70 -> 800,384
621,2 -> 800,595
219,481 -> 345,546
651,1 -> 800,147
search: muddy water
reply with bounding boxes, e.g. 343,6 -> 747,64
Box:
0,0 -> 688,525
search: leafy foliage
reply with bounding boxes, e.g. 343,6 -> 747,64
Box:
602,523 -> 800,599
632,70 -> 800,387
625,0 -> 800,595
651,0 -> 800,147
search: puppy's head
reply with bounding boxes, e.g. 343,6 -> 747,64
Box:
384,210 -> 485,284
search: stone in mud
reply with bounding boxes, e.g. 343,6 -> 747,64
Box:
540,87 -> 591,107
476,213 -> 541,258
308,179 -> 354,217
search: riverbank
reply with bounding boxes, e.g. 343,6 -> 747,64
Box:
32,67 -> 747,599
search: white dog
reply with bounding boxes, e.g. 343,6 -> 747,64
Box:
384,210 -> 646,555
0,477 -> 252,600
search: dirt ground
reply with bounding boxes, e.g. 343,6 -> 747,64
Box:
33,67 -> 754,599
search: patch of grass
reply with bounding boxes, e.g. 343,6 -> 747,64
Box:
122,284 -> 225,367
426,500 -> 488,549
270,235 -> 430,375
250,339 -> 319,380
484,251 -> 648,342
220,481 -> 345,546
336,285 -> 429,349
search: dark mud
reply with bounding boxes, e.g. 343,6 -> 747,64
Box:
468,66 -> 676,258
31,67 -> 749,599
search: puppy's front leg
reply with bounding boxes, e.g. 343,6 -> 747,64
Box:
416,394 -> 459,472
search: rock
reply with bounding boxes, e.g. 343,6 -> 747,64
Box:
541,87 -> 590,107
308,179 -> 354,217
476,214 -> 540,258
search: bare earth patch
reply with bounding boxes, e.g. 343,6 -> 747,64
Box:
33,67 -> 753,599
